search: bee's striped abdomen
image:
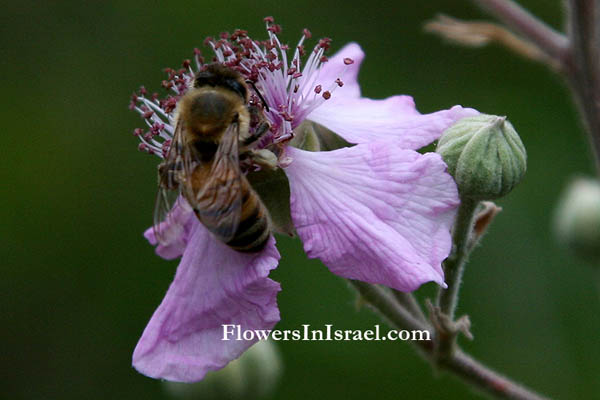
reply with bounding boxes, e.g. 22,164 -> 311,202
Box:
225,181 -> 270,252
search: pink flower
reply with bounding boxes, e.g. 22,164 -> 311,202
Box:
130,19 -> 477,382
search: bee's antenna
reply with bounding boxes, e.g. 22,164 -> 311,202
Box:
246,80 -> 270,112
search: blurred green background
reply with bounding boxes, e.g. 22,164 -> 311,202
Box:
3,0 -> 600,399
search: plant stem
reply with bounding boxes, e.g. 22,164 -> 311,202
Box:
437,198 -> 478,320
565,0 -> 600,173
473,0 -> 600,173
473,0 -> 569,63
391,289 -> 428,323
350,280 -> 550,400
350,281 -> 426,335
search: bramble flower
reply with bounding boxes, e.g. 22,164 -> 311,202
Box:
130,18 -> 478,382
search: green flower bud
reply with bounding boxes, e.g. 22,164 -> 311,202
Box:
163,340 -> 282,400
436,114 -> 527,200
554,177 -> 600,263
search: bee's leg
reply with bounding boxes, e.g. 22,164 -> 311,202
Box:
158,161 -> 181,190
240,105 -> 271,146
241,121 -> 271,147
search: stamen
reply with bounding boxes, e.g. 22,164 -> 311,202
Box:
131,19 -> 348,157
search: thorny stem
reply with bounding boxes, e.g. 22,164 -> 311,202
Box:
437,198 -> 478,320
349,280 -> 550,400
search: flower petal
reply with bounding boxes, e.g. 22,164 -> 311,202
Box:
144,197 -> 196,260
316,42 -> 365,98
283,144 -> 459,291
133,222 -> 281,382
308,96 -> 479,149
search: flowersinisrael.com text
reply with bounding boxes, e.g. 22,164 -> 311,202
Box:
222,324 -> 431,342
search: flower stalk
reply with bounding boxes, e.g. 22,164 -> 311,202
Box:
436,197 -> 478,320
350,279 -> 550,400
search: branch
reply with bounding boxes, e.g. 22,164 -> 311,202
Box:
350,280 -> 550,400
473,0 -> 569,66
437,198 -> 478,320
565,0 -> 600,172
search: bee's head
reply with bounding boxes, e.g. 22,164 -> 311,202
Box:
194,63 -> 248,101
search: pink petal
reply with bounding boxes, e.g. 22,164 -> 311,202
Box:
316,42 -> 365,99
283,144 -> 459,292
144,197 -> 196,260
133,221 -> 281,382
308,96 -> 479,149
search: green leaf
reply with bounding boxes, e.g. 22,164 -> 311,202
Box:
247,168 -> 295,237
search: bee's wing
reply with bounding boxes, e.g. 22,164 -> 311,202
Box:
153,119 -> 198,245
193,122 -> 243,243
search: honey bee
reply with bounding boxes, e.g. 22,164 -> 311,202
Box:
154,63 -> 273,252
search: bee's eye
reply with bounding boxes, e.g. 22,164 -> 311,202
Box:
225,79 -> 247,100
194,74 -> 213,88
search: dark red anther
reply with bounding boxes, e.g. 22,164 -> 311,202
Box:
162,96 -> 178,113
263,16 -> 275,23
151,92 -> 159,101
293,72 -> 302,79
139,86 -> 147,95
303,28 -> 312,39
335,78 -> 344,87
287,67 -> 297,75
193,48 -> 202,56
297,45 -> 306,56
314,85 -> 322,94
138,143 -> 148,152
133,128 -> 143,136
322,91 -> 331,99
182,59 -> 191,68
318,37 -> 332,50
143,110 -> 154,119
281,112 -> 294,122
162,80 -> 174,89
220,31 -> 230,39
223,50 -> 233,57
343,57 -> 354,65
294,84 -> 299,93
267,24 -> 282,34
231,29 -> 247,40
280,44 -> 289,51
131,93 -> 138,102
320,55 -> 328,63
203,36 -> 214,46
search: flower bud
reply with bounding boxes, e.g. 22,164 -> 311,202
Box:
163,340 -> 282,400
436,114 -> 527,200
554,177 -> 600,263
